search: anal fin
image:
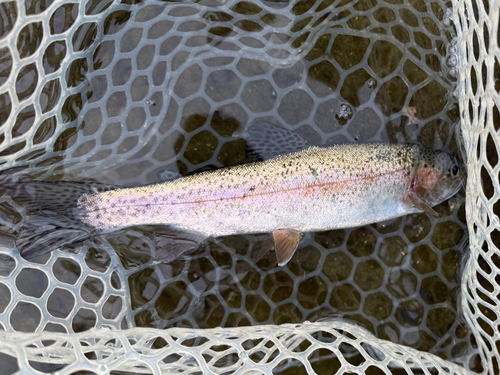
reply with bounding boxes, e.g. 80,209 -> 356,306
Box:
251,236 -> 275,264
273,230 -> 302,266
152,226 -> 208,263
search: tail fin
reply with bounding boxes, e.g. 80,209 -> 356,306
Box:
6,181 -> 109,260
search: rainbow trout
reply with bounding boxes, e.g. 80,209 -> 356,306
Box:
11,124 -> 461,266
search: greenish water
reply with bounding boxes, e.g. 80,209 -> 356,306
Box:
0,0 -> 471,366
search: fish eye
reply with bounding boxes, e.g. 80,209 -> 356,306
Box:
451,164 -> 459,177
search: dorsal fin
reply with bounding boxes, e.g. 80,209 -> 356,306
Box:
243,120 -> 312,161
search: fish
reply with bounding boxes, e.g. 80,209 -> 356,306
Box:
7,122 -> 462,266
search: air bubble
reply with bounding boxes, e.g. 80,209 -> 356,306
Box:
443,9 -> 452,26
158,170 -> 181,181
339,104 -> 353,120
447,55 -> 458,67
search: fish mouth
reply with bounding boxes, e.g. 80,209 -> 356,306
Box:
426,178 -> 462,207
448,178 -> 463,198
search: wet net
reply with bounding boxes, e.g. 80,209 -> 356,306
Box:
0,0 -> 496,373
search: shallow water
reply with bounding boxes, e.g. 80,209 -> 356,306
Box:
0,0 -> 471,365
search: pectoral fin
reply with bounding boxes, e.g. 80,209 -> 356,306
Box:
403,191 -> 439,218
273,230 -> 302,266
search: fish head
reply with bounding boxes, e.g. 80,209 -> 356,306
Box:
412,147 -> 462,206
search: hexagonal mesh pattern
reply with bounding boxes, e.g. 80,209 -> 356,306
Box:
454,0 -> 500,373
0,0 -> 494,373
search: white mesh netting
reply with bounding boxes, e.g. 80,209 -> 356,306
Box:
0,0 -> 496,373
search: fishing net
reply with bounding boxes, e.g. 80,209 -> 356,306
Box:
0,0 -> 495,373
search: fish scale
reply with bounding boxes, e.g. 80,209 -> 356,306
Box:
10,138 -> 460,264
79,143 -> 456,237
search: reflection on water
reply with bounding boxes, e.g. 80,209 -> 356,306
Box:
0,0 -> 469,363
